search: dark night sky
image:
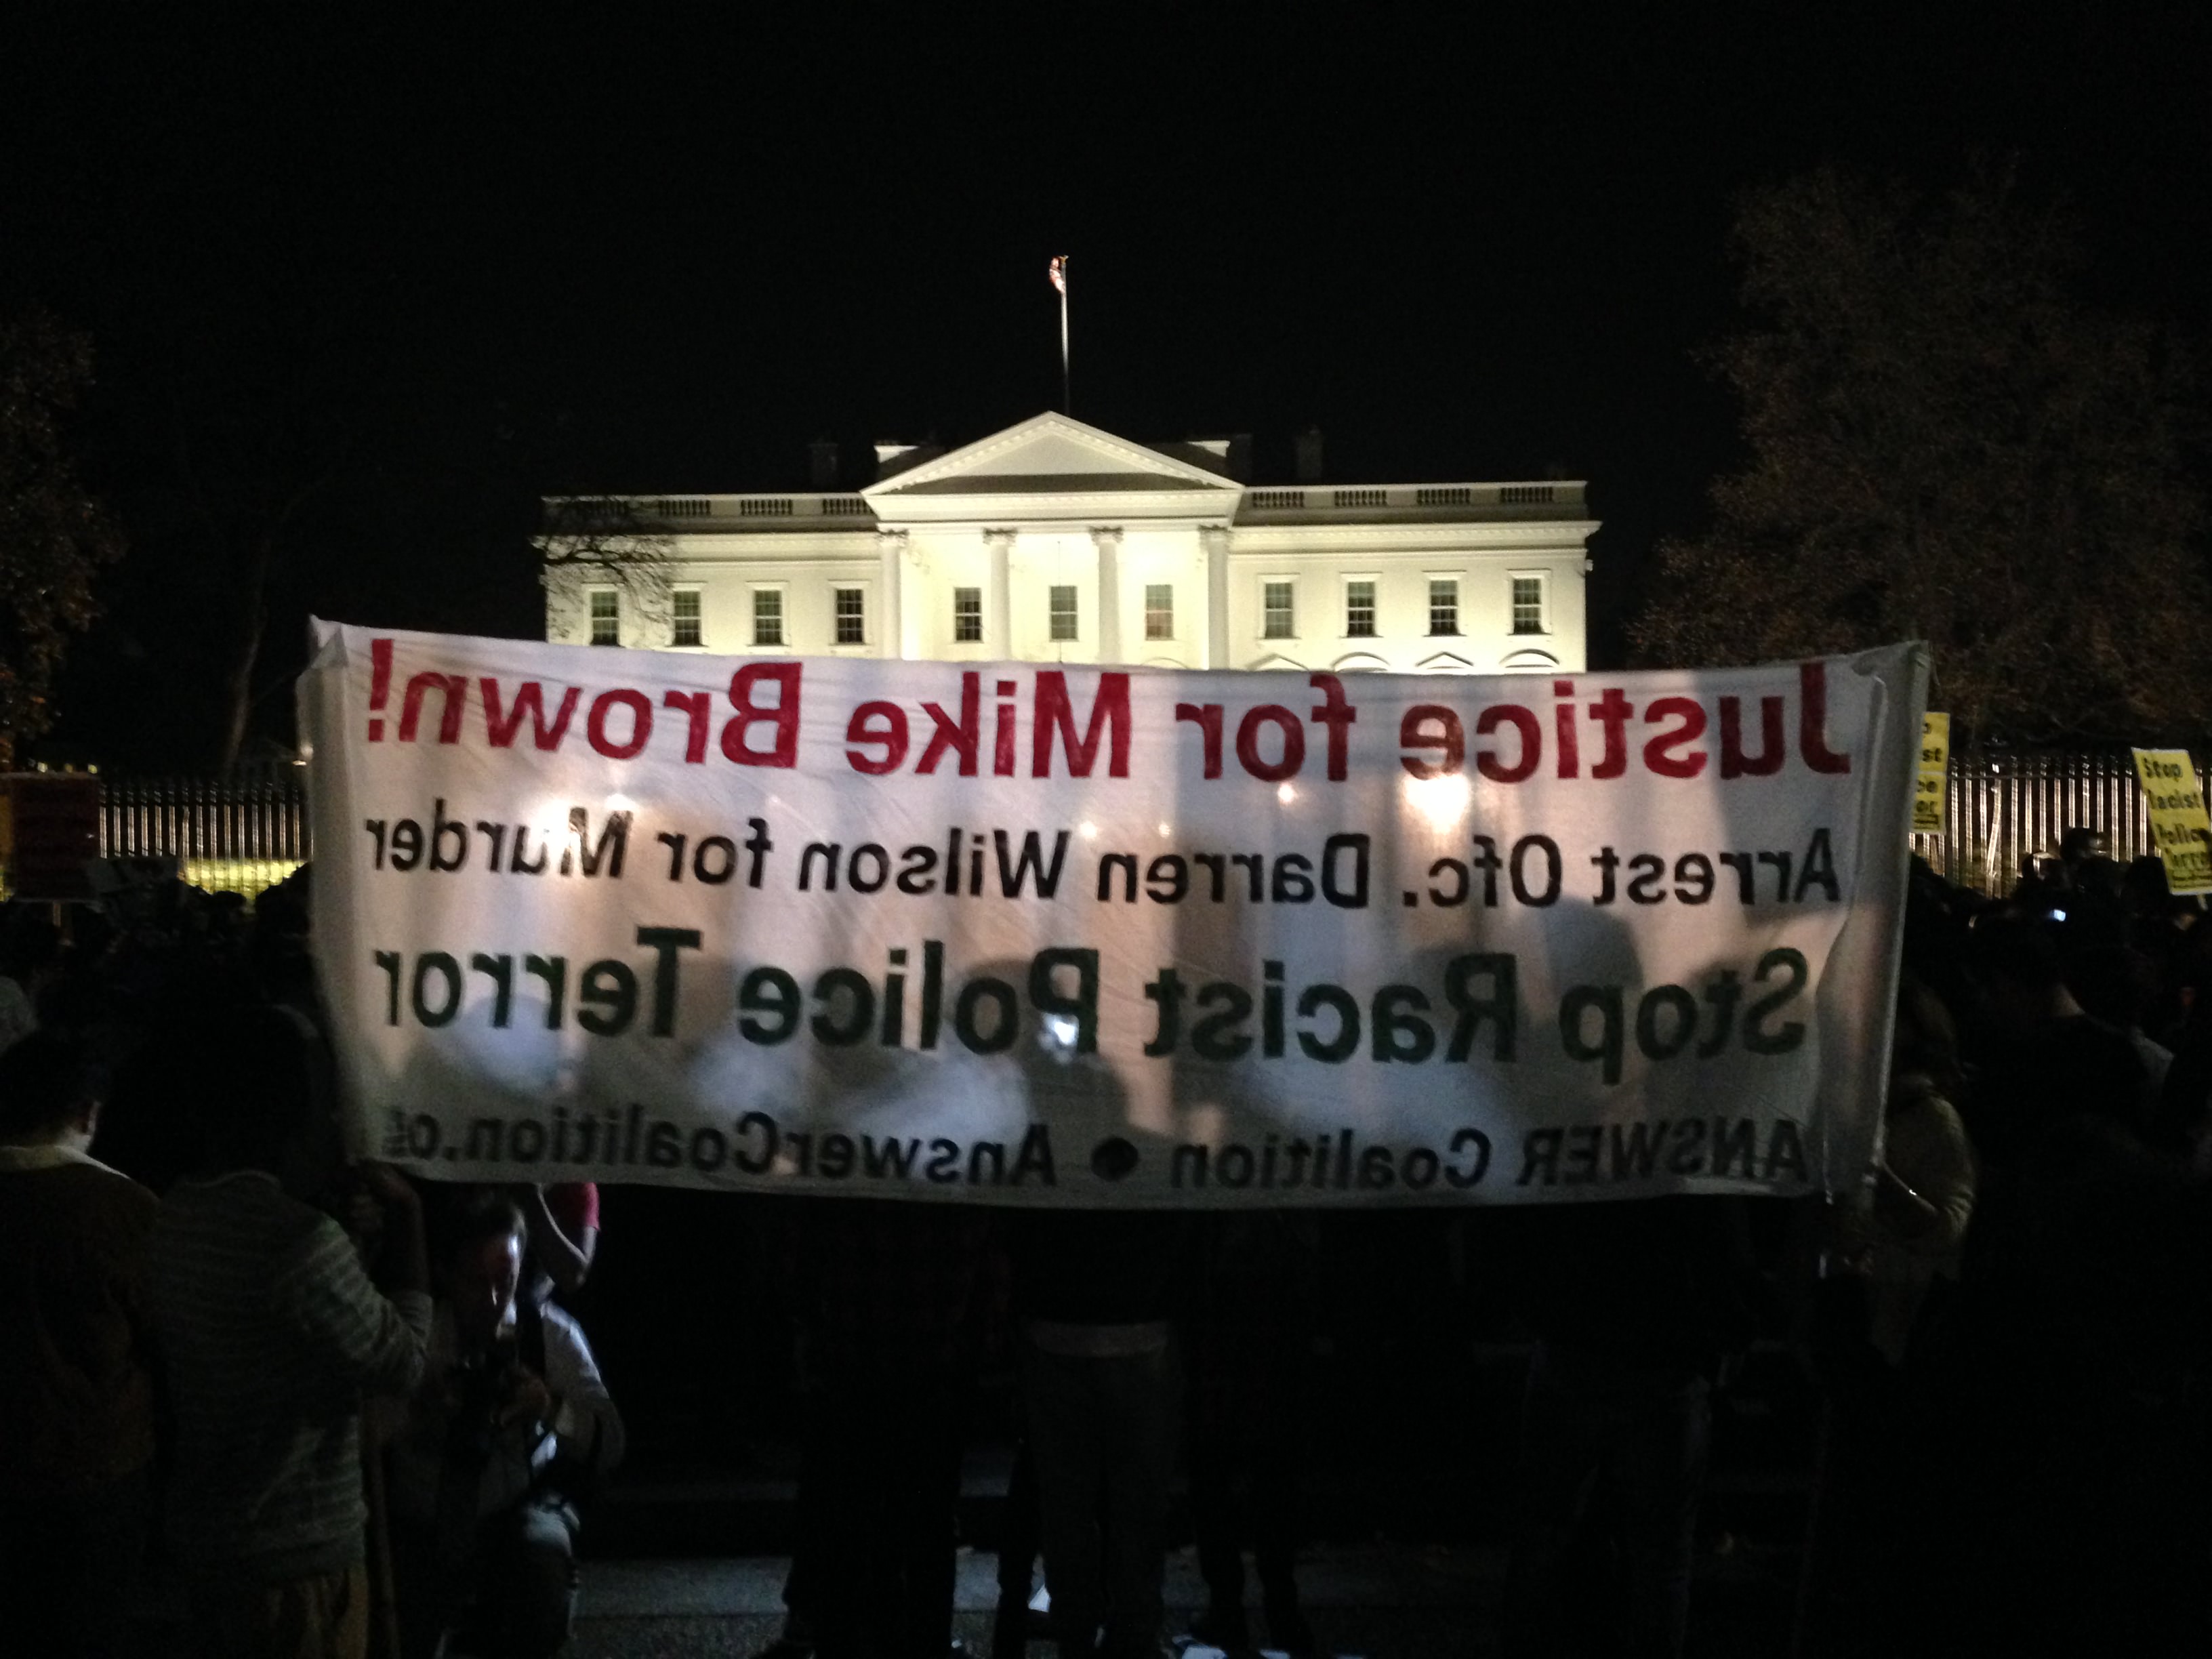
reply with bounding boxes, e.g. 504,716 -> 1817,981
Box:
3,5 -> 2208,770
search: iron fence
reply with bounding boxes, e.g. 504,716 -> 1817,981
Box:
98,771 -> 310,898
79,751 -> 2212,903
1912,749 -> 2212,895
100,771 -> 310,861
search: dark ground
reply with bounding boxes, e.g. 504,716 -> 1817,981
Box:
554,1192 -> 1822,1657
559,1537 -> 1788,1658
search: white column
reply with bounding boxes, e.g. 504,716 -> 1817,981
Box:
1091,526 -> 1123,663
876,529 -> 907,659
985,529 -> 1015,656
1203,525 -> 1231,668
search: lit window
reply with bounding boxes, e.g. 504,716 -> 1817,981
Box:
954,587 -> 983,643
1345,579 -> 1377,638
1511,576 -> 1546,635
671,589 -> 702,647
834,587 -> 865,645
1049,585 -> 1079,642
1144,583 -> 1174,640
589,590 -> 619,646
1429,579 -> 1459,636
753,588 -> 784,647
1263,581 -> 1294,639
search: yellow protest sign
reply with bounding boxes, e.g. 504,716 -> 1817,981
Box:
2131,748 -> 2212,895
1911,712 -> 1950,836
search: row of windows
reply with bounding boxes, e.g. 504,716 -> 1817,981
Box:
590,587 -> 872,648
592,583 -> 1166,649
766,588 -> 869,647
975,583 -> 1178,644
588,574 -> 1548,649
1263,575 -> 1546,640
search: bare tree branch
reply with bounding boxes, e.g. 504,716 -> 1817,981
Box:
536,495 -> 676,642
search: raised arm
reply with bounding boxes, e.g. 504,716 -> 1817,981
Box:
524,1183 -> 598,1297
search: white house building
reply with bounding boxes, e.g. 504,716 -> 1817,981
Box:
541,412 -> 1594,675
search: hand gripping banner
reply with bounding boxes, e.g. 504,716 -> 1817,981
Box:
300,623 -> 1927,1206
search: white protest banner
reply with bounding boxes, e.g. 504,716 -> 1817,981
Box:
301,623 -> 1925,1206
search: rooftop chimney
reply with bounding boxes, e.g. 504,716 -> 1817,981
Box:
807,439 -> 840,489
1293,426 -> 1325,483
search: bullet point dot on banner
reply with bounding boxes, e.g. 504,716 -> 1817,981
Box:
1090,1137 -> 1138,1181
1403,890 -> 1418,906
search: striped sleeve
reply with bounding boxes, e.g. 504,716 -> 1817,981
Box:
271,1216 -> 430,1396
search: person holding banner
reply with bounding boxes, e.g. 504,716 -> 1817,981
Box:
1012,1206 -> 1193,1659
787,1197 -> 994,1659
382,1189 -> 625,1659
1835,979 -> 1976,1367
1181,1211 -> 1319,1657
1498,1197 -> 1767,1659
146,1005 -> 432,1659
1806,976 -> 1976,1652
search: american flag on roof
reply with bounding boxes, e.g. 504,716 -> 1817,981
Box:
1048,255 -> 1067,295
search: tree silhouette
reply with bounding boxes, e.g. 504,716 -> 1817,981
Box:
0,306 -> 123,768
1632,164 -> 2212,747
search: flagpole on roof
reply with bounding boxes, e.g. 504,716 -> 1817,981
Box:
1049,254 -> 1070,413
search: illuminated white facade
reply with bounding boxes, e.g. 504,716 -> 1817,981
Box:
543,412 -> 1594,674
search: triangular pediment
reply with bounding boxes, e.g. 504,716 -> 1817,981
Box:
863,413 -> 1241,497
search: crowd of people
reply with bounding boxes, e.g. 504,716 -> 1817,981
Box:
1809,838 -> 2212,1655
2,833 -> 2211,1658
0,874 -> 623,1658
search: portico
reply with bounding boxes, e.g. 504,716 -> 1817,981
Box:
543,411 -> 1597,676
